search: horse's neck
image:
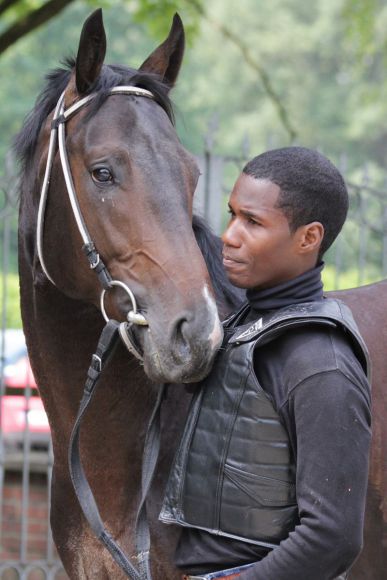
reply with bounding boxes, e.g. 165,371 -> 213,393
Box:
20,264 -> 153,422
22,275 -> 101,364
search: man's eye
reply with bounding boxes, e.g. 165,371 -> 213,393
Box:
91,168 -> 113,183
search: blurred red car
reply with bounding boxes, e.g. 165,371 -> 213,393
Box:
1,329 -> 50,449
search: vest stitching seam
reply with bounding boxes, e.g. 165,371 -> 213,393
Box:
214,349 -> 248,530
176,389 -> 204,518
223,468 -> 296,505
225,462 -> 296,486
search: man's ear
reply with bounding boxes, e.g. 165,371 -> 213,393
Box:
298,222 -> 324,254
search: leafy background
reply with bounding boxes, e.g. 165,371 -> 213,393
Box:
1,0 -> 387,327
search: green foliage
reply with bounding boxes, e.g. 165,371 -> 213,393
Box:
1,1 -> 41,25
2,0 -> 387,166
1,271 -> 22,328
0,2 -> 147,170
0,0 -> 201,47
1,0 -> 387,303
3,0 -> 387,164
322,264 -> 383,291
131,0 -> 201,43
342,0 -> 381,58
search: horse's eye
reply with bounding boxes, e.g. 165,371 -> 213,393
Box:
91,168 -> 113,184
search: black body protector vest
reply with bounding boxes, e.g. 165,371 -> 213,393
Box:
159,299 -> 370,549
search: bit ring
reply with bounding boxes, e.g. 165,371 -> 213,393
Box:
100,280 -> 148,325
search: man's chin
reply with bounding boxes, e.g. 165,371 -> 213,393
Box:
225,272 -> 249,290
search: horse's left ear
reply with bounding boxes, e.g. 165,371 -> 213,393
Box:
75,9 -> 106,95
139,13 -> 185,88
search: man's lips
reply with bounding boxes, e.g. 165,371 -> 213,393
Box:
222,254 -> 245,267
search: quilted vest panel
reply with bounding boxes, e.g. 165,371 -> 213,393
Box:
159,299 -> 369,548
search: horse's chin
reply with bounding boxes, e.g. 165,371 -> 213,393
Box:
134,326 -> 221,384
142,353 -> 216,384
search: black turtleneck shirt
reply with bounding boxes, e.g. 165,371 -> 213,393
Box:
175,265 -> 371,580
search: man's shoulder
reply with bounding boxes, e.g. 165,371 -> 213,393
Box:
251,301 -> 370,410
264,322 -> 368,393
232,298 -> 355,344
262,320 -> 337,366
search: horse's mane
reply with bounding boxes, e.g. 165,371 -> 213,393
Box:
14,57 -> 174,174
192,215 -> 245,316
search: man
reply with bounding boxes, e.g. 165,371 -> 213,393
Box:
160,147 -> 371,580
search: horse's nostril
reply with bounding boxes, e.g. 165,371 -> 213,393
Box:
173,317 -> 192,361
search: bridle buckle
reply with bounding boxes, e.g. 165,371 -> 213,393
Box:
91,354 -> 102,372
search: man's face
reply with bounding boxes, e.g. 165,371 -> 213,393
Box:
222,174 -> 304,290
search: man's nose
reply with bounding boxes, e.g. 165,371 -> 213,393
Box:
222,219 -> 241,247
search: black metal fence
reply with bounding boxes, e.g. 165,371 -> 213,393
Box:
1,150 -> 386,578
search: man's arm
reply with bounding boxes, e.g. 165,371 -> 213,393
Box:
242,369 -> 371,580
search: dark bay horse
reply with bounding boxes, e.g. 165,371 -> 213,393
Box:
17,10 -> 239,579
332,282 -> 387,579
16,9 -> 386,580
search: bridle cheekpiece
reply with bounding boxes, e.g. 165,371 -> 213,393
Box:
36,86 -> 154,330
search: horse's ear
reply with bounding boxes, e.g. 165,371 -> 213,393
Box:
139,13 -> 185,88
75,9 -> 106,95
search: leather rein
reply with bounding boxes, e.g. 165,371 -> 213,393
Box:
37,87 -> 167,579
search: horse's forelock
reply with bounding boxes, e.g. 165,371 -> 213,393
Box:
13,58 -> 174,175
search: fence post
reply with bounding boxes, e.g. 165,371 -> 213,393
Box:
194,153 -> 224,235
357,166 -> 369,286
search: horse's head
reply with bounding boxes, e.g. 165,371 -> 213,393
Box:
31,10 -> 223,383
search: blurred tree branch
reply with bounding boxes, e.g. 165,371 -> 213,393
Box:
0,0 -> 74,55
186,0 -> 298,143
0,0 -> 19,18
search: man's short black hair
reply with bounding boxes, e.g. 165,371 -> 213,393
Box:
243,147 -> 348,258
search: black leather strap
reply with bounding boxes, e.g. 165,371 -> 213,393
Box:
82,242 -> 112,290
134,383 -> 167,578
68,320 -> 164,579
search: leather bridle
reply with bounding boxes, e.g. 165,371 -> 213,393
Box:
37,85 -> 155,327
37,87 -> 167,578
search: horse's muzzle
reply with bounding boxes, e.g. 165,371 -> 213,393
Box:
135,308 -> 223,383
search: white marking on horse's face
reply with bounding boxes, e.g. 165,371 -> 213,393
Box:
203,285 -> 223,349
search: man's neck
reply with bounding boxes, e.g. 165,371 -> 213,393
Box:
246,262 -> 324,315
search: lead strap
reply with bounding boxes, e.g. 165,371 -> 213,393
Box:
68,320 -> 162,579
